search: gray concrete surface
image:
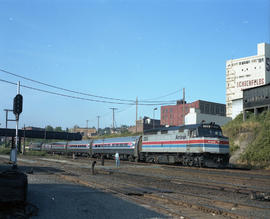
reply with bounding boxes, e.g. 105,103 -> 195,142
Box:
28,181 -> 163,219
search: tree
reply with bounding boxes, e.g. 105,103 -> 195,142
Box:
45,125 -> 54,132
54,127 -> 63,132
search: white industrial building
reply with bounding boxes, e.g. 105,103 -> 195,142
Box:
185,108 -> 231,126
226,42 -> 270,118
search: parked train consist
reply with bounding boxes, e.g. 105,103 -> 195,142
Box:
40,123 -> 230,167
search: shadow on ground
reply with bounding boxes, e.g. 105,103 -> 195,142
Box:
28,183 -> 165,219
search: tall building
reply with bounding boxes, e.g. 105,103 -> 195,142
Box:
226,43 -> 270,118
161,100 -> 226,126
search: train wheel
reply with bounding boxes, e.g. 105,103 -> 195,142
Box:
188,160 -> 194,166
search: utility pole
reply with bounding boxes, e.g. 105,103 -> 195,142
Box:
110,108 -> 117,130
153,107 -> 157,129
182,88 -> 185,125
136,97 -> 138,133
97,116 -> 100,135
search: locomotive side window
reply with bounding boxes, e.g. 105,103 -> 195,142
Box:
198,127 -> 223,137
190,129 -> 198,138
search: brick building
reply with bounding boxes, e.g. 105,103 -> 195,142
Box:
22,126 -> 45,131
161,100 -> 226,126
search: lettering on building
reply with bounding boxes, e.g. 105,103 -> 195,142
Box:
237,78 -> 264,88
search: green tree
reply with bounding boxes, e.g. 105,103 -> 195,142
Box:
45,125 -> 54,131
54,126 -> 63,132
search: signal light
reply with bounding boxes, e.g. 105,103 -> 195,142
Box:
13,94 -> 23,116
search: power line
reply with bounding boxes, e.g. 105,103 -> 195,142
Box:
0,68 -> 177,104
141,89 -> 181,101
116,105 -> 134,114
0,78 -> 175,106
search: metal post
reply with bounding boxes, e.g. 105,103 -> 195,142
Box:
5,109 -> 8,147
243,110 -> 246,122
10,81 -> 20,167
22,124 -> 25,155
110,108 -> 117,131
97,116 -> 100,135
183,88 -> 185,125
153,108 -> 157,129
254,108 -> 258,116
136,97 -> 138,133
18,137 -> 21,153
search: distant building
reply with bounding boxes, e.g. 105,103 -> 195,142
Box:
128,117 -> 162,133
226,42 -> 270,118
185,108 -> 231,126
70,127 -> 96,138
161,100 -> 226,126
243,83 -> 270,120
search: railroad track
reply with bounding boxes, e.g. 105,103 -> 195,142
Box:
58,173 -> 230,219
8,155 -> 270,218
56,165 -> 270,219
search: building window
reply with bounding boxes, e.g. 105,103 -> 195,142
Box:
258,58 -> 264,63
205,104 -> 209,113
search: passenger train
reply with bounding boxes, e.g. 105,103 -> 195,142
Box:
37,123 -> 230,168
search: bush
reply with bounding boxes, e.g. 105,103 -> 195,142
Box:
0,147 -> 11,155
229,143 -> 240,154
222,110 -> 270,168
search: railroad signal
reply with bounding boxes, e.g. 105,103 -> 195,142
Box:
13,94 -> 23,117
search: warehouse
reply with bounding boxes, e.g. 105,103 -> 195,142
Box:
226,42 -> 270,119
243,83 -> 270,121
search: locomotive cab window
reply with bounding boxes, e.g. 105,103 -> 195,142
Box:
198,127 -> 223,137
190,129 -> 198,138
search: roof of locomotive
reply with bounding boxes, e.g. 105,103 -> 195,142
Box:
143,123 -> 221,134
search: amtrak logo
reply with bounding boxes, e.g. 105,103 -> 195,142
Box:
176,135 -> 186,139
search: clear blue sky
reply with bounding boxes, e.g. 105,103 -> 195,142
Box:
0,0 -> 269,129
